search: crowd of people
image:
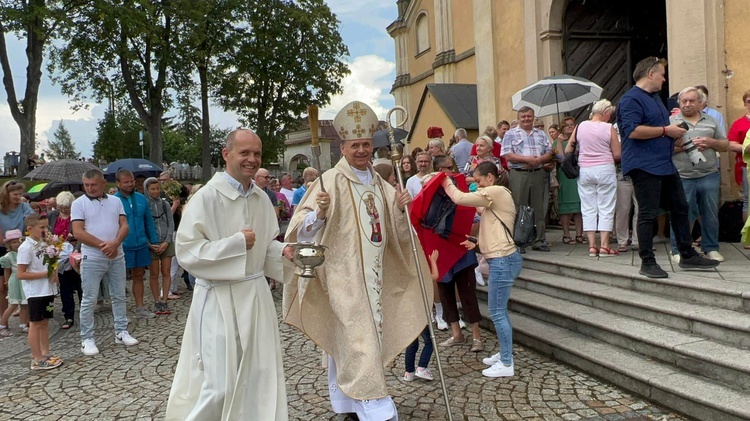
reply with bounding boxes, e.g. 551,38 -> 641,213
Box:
0,56 -> 747,421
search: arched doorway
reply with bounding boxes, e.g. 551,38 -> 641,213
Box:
288,154 -> 310,179
563,0 -> 668,119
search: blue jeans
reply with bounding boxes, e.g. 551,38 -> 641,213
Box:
404,326 -> 433,373
670,172 -> 720,254
487,250 -> 523,366
80,254 -> 129,340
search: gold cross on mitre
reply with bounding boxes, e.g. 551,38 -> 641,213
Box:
346,102 -> 368,123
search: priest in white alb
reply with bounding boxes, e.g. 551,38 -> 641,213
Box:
166,129 -> 294,421
283,101 -> 432,420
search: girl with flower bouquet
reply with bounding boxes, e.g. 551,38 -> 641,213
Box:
16,213 -> 63,370
0,229 -> 29,336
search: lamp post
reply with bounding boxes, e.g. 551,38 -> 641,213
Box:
139,131 -> 144,159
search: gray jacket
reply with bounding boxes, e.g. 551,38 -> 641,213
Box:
146,195 -> 174,244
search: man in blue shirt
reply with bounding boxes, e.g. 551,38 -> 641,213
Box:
616,57 -> 719,278
115,169 -> 159,317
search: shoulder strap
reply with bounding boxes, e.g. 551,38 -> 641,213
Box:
489,207 -> 514,244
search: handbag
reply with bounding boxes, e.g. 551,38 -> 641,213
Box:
560,125 -> 580,179
489,195 -> 537,247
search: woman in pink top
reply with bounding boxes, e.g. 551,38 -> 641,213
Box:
566,99 -> 621,256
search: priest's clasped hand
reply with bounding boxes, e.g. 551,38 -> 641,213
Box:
395,186 -> 411,211
242,229 -> 256,250
282,245 -> 295,261
316,192 -> 330,219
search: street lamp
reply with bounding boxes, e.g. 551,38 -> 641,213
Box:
139,131 -> 144,159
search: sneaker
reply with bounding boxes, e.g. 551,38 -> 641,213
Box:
435,316 -> 448,331
639,263 -> 668,279
403,371 -> 415,382
474,267 -> 486,286
483,352 -> 501,366
415,367 -> 434,381
705,251 -> 724,262
135,307 -> 156,319
0,327 -> 12,337
161,302 -> 172,315
81,338 -> 100,356
670,254 -> 681,264
482,361 -> 514,378
679,254 -> 719,270
31,358 -> 62,370
19,324 -> 28,333
115,331 -> 139,346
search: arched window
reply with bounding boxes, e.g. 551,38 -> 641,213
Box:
415,12 -> 429,55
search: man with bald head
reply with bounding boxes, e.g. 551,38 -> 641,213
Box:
166,129 -> 294,420
255,167 -> 279,217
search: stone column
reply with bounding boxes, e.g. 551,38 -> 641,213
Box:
473,0 -> 497,128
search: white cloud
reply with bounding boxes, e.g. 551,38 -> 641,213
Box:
325,0 -> 395,32
320,55 -> 396,120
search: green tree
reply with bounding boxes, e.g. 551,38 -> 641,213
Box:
0,0 -> 75,175
45,121 -> 80,160
49,0 -> 178,165
213,0 -> 349,165
93,109 -> 148,162
173,0 -> 238,181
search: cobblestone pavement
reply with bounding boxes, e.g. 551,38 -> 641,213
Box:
0,282 -> 689,420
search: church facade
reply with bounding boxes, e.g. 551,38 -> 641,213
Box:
388,0 -> 747,199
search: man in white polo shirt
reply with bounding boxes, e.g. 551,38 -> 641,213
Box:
71,169 -> 138,356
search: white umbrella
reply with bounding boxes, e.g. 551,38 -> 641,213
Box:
512,75 -> 603,118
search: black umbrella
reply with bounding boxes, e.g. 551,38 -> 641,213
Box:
103,158 -> 163,181
27,182 -> 84,201
372,128 -> 407,149
24,159 -> 98,183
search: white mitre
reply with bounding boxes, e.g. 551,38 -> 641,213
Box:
333,101 -> 379,141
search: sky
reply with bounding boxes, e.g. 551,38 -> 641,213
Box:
0,0 -> 397,162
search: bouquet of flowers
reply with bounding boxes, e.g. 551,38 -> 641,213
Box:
34,232 -> 65,278
163,180 -> 183,200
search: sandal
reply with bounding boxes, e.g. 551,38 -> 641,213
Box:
599,247 -> 619,257
576,236 -> 588,244
588,247 -> 599,257
562,236 -> 573,244
61,319 -> 74,330
617,244 -> 628,253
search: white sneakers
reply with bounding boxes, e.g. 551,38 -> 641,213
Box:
415,367 -> 434,381
671,254 -> 681,264
115,331 -> 139,346
482,352 -> 500,366
404,367 -> 434,382
435,316 -> 448,331
482,361 -> 514,377
481,353 -> 514,377
81,339 -> 99,356
82,331 -> 139,355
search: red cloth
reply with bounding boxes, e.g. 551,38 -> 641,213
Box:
470,142 -> 507,170
53,216 -> 71,238
728,116 -> 750,185
409,172 -> 475,282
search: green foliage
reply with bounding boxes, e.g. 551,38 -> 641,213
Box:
213,0 -> 349,165
93,110 -> 148,162
44,121 -> 80,160
48,0 -> 178,165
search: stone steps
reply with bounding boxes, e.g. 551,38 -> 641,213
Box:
515,269 -> 750,349
473,253 -> 750,420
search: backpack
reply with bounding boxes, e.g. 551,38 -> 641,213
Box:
491,204 -> 537,247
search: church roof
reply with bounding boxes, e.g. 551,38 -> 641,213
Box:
407,83 -> 478,144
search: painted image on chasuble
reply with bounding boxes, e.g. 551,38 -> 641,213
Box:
354,185 -> 385,341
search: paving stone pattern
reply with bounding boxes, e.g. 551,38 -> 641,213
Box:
0,282 -> 690,420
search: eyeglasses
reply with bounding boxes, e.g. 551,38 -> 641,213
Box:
258,175 -> 271,179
